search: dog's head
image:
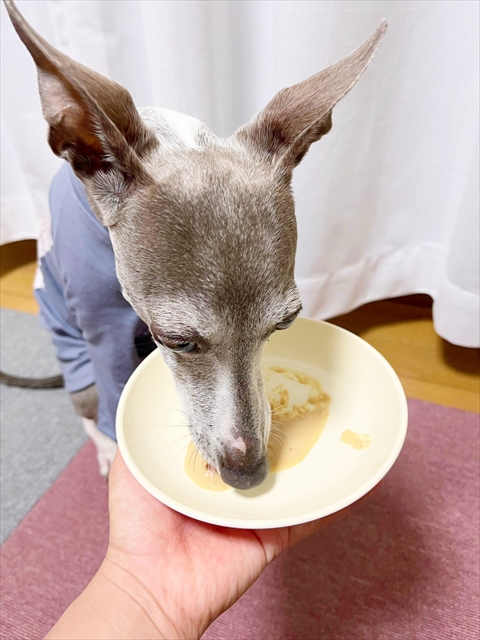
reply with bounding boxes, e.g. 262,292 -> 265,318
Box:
5,0 -> 386,489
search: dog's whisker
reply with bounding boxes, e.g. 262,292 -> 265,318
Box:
165,398 -> 182,413
269,436 -> 286,450
270,406 -> 294,416
270,421 -> 288,435
267,430 -> 286,449
270,408 -> 290,418
267,439 -> 282,453
268,433 -> 286,447
271,408 -> 307,421
267,389 -> 285,404
269,433 -> 284,444
178,440 -> 193,456
166,432 -> 192,447
153,423 -> 190,428
194,446 -> 200,470
166,440 -> 192,455
269,423 -> 285,433
188,443 -> 197,467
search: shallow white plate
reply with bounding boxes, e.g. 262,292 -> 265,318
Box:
116,318 -> 408,529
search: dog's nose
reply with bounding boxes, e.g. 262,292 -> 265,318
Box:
220,455 -> 269,490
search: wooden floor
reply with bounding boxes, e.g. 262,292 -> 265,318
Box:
1,240 -> 479,413
0,241 -> 39,314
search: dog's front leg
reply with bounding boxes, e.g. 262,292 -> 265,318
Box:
81,417 -> 118,478
71,384 -> 117,477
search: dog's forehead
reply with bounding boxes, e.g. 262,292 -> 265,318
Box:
143,126 -> 271,191
114,107 -> 299,332
123,112 -> 297,268
140,106 -> 276,189
125,154 -> 296,293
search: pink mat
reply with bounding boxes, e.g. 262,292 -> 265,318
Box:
1,399 -> 479,640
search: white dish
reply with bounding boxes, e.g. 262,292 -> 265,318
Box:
116,318 -> 408,529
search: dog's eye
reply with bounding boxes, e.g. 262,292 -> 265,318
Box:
156,336 -> 197,353
276,315 -> 297,330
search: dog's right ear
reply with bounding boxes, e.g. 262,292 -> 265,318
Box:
3,0 -> 158,224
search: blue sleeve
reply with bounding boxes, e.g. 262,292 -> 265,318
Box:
39,163 -> 153,441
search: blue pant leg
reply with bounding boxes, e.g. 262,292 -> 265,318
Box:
34,282 -> 95,394
48,164 -> 151,441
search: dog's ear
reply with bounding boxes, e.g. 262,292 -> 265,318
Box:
4,0 -> 158,223
234,20 -> 387,170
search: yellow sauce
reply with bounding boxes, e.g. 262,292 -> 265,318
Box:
184,365 -> 331,491
184,442 -> 230,492
340,429 -> 371,450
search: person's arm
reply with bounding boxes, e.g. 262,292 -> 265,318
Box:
45,557 -> 193,640
46,452 -> 378,640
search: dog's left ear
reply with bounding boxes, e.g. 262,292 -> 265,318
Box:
4,0 -> 158,224
234,20 -> 387,170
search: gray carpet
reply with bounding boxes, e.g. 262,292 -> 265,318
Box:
0,308 -> 87,543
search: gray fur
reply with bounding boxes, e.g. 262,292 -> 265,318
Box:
4,0 -> 386,489
70,384 -> 99,424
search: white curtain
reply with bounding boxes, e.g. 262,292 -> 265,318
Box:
1,0 -> 478,347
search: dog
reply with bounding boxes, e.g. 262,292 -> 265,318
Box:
4,0 -> 386,489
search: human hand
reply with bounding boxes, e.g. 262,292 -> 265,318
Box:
100,451 -> 379,639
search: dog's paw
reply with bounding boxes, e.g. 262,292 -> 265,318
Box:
96,437 -> 118,478
81,418 -> 118,478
